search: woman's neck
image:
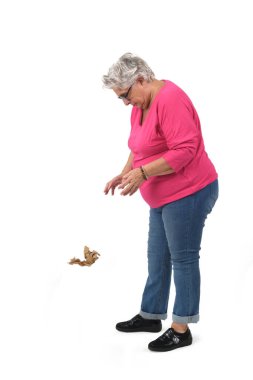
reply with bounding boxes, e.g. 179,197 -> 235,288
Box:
146,79 -> 165,109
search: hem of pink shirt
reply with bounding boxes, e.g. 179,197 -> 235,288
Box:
140,174 -> 218,209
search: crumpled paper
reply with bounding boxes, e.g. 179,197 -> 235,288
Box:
68,245 -> 100,266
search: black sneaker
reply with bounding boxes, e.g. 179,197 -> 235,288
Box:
148,327 -> 192,351
116,314 -> 162,333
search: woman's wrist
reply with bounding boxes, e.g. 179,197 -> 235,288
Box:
121,167 -> 132,177
140,166 -> 148,180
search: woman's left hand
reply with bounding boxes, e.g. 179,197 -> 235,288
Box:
118,168 -> 145,196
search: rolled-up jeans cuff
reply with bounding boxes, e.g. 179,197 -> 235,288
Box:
140,310 -> 167,320
172,313 -> 199,323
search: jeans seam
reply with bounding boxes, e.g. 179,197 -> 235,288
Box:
157,249 -> 170,313
185,196 -> 195,316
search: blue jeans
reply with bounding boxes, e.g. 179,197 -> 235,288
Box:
139,179 -> 219,324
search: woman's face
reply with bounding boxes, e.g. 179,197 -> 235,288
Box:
113,79 -> 152,110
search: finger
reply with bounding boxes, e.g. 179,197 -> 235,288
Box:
122,173 -> 131,180
119,178 -> 132,189
118,180 -> 129,189
129,184 -> 138,195
104,182 -> 114,194
120,186 -> 129,195
120,183 -> 134,196
130,187 -> 138,196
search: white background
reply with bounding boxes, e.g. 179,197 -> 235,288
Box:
0,0 -> 252,379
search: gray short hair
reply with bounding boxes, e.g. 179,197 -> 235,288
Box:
102,52 -> 155,89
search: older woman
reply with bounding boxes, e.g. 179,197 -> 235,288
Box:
102,53 -> 218,352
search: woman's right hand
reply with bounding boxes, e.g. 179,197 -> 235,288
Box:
104,174 -> 123,195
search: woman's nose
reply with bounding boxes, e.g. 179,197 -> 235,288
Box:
123,98 -> 130,105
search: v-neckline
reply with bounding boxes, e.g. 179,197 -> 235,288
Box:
138,80 -> 166,126
139,103 -> 153,126
139,109 -> 149,126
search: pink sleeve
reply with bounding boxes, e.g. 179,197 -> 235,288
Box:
159,92 -> 200,173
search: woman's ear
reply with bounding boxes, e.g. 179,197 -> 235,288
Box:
136,76 -> 145,86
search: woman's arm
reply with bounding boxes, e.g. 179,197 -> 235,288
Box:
121,151 -> 133,176
122,153 -> 174,178
142,157 -> 175,177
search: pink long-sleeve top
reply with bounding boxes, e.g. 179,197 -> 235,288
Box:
128,80 -> 218,208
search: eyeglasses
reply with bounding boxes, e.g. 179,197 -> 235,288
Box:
118,85 -> 133,101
